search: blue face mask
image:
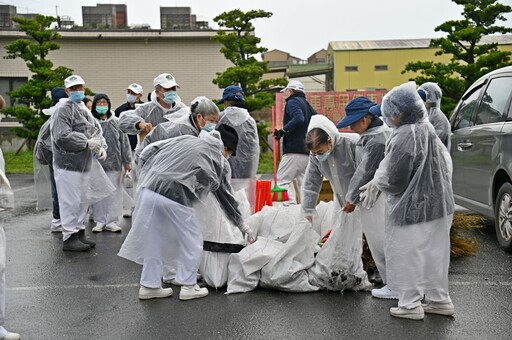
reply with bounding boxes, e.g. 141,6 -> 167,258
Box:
69,91 -> 85,103
126,94 -> 137,104
162,90 -> 179,105
315,151 -> 331,162
203,121 -> 217,132
96,106 -> 109,115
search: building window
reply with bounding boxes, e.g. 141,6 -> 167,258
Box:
375,65 -> 388,71
0,77 -> 28,107
345,66 -> 358,72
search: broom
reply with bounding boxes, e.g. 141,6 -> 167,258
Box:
271,106 -> 289,202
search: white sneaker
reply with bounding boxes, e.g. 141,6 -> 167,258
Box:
179,284 -> 209,301
2,332 -> 21,340
122,209 -> 132,218
422,301 -> 455,316
390,306 -> 424,320
92,223 -> 105,233
50,225 -> 62,233
138,286 -> 173,300
163,278 -> 181,286
105,223 -> 122,233
371,285 -> 399,299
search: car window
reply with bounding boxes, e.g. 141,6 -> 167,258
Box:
453,86 -> 483,130
474,76 -> 512,125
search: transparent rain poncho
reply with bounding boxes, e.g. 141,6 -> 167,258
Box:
137,132 -> 244,228
33,119 -> 53,210
218,106 -> 260,179
133,109 -> 198,165
118,91 -> 188,135
418,82 -> 451,149
374,81 -> 455,226
345,123 -> 391,204
50,100 -> 115,203
97,115 -> 132,172
301,115 -> 359,217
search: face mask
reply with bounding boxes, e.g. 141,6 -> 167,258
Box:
203,121 -> 217,132
96,106 -> 109,115
162,90 -> 179,105
315,151 -> 331,162
127,94 -> 137,104
69,91 -> 85,103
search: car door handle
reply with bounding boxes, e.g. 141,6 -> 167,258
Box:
457,142 -> 473,151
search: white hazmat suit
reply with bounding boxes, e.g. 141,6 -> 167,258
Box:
418,82 -> 451,150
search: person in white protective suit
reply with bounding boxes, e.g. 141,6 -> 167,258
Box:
216,86 -> 260,211
336,97 -> 393,295
51,75 -> 110,252
118,73 -> 187,143
34,87 -> 68,233
302,115 -> 371,291
0,96 -> 21,340
90,94 -> 132,233
359,81 -> 455,320
133,96 -> 220,166
417,82 -> 451,150
118,126 -> 256,301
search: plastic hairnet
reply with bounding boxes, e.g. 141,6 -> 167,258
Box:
218,106 -> 260,178
381,82 -> 427,127
418,82 -> 442,106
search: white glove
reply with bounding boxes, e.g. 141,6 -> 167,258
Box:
87,138 -> 102,152
239,224 -> 256,244
359,180 -> 380,209
96,147 -> 107,162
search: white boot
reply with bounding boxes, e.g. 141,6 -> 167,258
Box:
179,284 -> 208,301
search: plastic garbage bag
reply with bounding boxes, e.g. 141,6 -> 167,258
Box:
260,220 -> 320,292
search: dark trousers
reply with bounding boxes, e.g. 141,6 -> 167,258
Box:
49,164 -> 60,220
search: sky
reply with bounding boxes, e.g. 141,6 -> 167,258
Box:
5,0 -> 512,59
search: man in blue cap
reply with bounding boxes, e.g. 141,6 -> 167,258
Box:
273,80 -> 316,204
337,97 -> 395,298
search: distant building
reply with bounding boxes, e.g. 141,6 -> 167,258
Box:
0,5 -> 16,28
308,49 -> 326,64
82,4 -> 127,29
326,36 -> 512,91
160,7 -> 209,30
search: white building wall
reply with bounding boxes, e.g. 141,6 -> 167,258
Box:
0,32 -> 232,109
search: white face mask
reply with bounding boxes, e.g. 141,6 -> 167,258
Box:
127,94 -> 137,104
315,150 -> 331,162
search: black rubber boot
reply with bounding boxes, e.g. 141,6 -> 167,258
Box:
63,233 -> 90,252
78,229 -> 96,247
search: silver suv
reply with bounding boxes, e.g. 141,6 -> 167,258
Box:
450,65 -> 512,252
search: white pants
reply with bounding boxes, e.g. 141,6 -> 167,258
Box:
122,189 -> 202,288
276,153 -> 309,204
54,168 -> 88,241
360,195 -> 386,283
92,171 -> 122,226
386,215 -> 453,309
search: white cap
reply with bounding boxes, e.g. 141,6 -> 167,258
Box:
64,75 -> 85,88
127,83 -> 143,94
153,73 -> 180,89
280,80 -> 305,93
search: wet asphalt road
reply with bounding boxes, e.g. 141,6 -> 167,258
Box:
3,174 -> 512,340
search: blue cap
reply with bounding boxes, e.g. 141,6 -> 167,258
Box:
51,87 -> 67,105
417,89 -> 427,102
336,97 -> 375,128
369,104 -> 382,117
217,85 -> 244,104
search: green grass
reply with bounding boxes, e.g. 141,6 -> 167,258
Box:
3,150 -> 34,174
258,151 -> 275,174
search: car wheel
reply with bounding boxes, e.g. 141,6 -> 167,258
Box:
495,182 -> 512,252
